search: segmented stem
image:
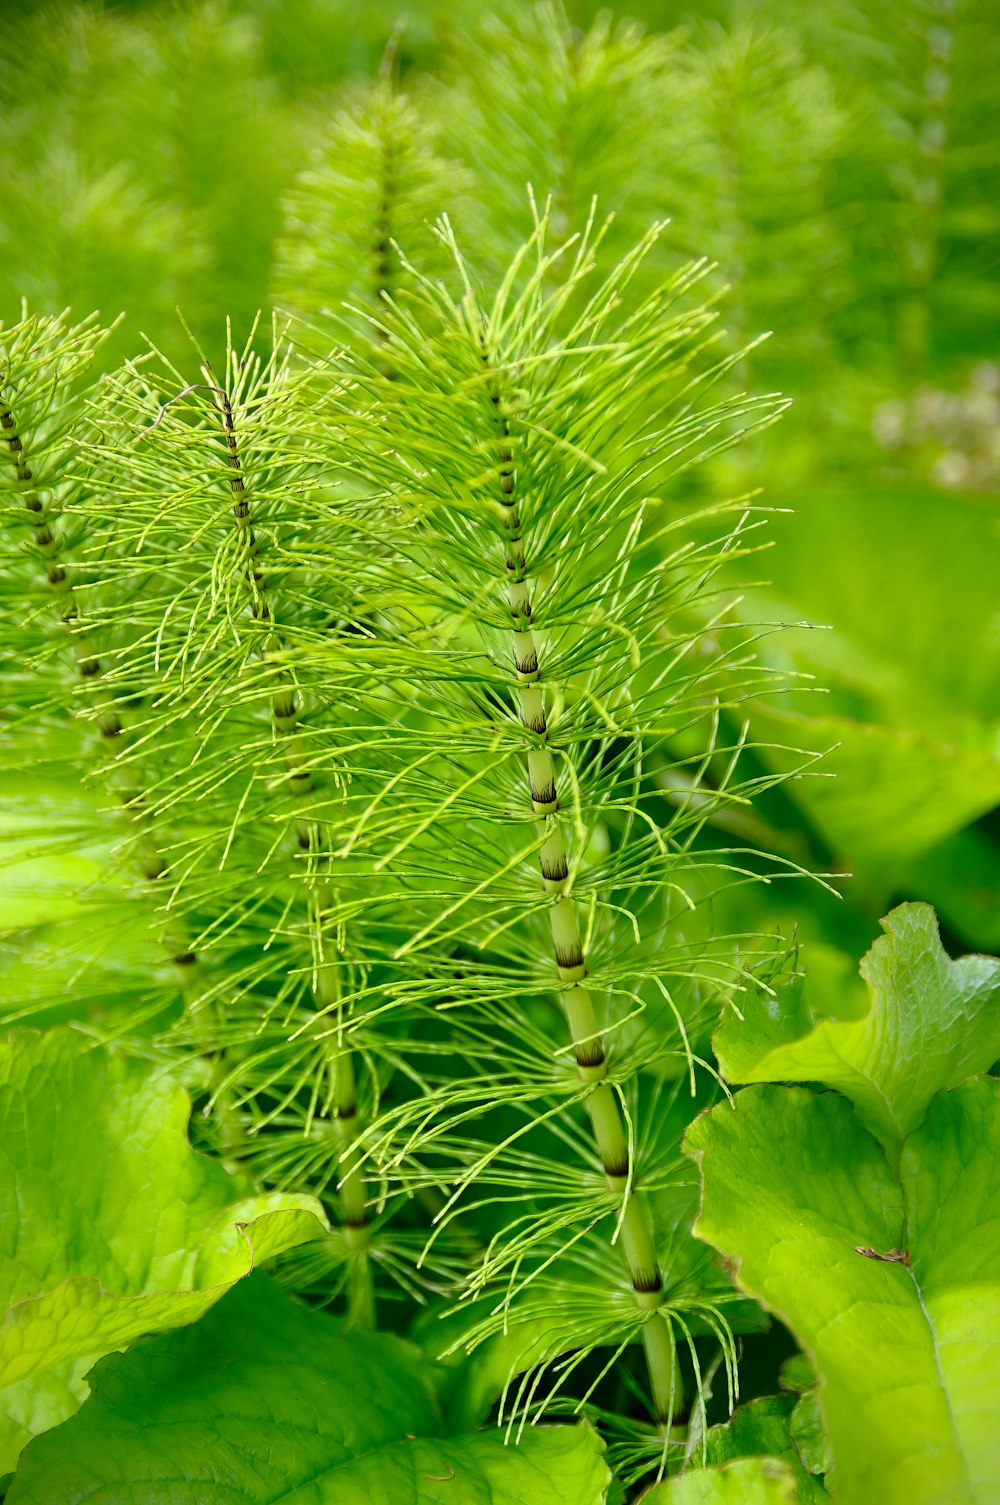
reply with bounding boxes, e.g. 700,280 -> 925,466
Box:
211,381 -> 374,1323
0,395 -> 199,991
482,347 -> 681,1423
371,90 -> 399,374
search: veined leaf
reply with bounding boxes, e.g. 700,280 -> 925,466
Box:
6,1274 -> 611,1505
716,903 -> 1000,1159
686,1077 -> 1000,1504
0,1030 -> 327,1470
643,1456 -> 799,1503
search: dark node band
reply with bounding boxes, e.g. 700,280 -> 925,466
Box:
2,416 -> 35,483
530,781 -> 558,807
602,1151 -> 629,1178
575,1040 -> 606,1069
172,951 -> 196,966
540,852 -> 568,882
79,658 -> 101,678
335,1101 -> 358,1121
631,1266 -> 663,1295
522,710 -> 547,735
554,942 -> 585,971
100,715 -> 122,738
514,648 -> 539,676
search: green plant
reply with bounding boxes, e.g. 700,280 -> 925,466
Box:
2,3 -> 999,1501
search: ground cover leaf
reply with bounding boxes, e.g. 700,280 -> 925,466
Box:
643,1456 -> 799,1503
716,903 -> 1000,1159
686,1077 -> 1000,1504
0,1029 -> 327,1470
6,1274 -> 611,1504
697,1395 -> 828,1502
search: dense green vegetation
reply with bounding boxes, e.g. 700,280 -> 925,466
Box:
1,2 -> 997,1500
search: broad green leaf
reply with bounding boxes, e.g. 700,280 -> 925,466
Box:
788,1391 -> 833,1480
745,488 -> 1000,737
6,1274 -> 611,1505
697,1396 -> 828,1503
716,903 -> 1000,1158
643,1457 -> 798,1503
745,702 -> 1000,874
0,1029 -> 327,1470
686,1077 -> 1000,1504
732,485 -> 1000,879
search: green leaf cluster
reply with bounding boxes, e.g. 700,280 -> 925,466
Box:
687,904 -> 1000,1502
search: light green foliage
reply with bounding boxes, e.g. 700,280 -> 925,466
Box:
688,1078 -> 1000,1503
0,1030 -> 326,1470
0,777 -> 117,932
6,163 -> 794,1465
643,1456 -> 799,1503
6,1274 -> 611,1505
716,903 -> 1000,1158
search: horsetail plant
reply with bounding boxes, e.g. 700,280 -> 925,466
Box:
0,311 -> 209,1041
272,68 -> 459,358
63,317 -> 398,1323
0,83 -> 802,1501
257,210 -> 795,1456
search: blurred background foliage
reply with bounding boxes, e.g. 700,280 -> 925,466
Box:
2,0 -> 998,991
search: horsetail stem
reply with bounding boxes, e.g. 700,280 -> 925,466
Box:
373,119 -> 396,311
482,342 -> 682,1424
371,88 -> 400,376
0,392 -> 202,996
210,376 -> 374,1322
